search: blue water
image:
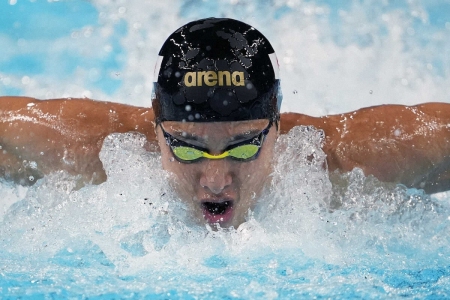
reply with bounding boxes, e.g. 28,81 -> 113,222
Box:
1,0 -> 450,299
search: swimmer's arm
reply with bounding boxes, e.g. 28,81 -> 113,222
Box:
280,103 -> 450,194
0,96 -> 156,185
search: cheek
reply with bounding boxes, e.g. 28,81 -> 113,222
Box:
235,140 -> 276,194
235,160 -> 271,193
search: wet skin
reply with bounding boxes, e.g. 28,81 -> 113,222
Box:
157,119 -> 277,228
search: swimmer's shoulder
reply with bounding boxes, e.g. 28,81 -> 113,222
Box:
0,95 -> 157,147
0,96 -> 155,129
280,102 -> 450,134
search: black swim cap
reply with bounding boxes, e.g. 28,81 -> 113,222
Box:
152,17 -> 282,124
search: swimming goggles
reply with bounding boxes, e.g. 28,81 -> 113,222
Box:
161,121 -> 272,163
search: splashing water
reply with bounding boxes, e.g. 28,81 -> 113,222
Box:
1,127 -> 449,298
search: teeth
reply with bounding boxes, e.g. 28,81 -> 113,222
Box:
202,201 -> 232,215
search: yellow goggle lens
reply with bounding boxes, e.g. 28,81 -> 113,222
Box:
172,147 -> 204,161
228,144 -> 260,159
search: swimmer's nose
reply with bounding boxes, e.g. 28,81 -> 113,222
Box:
199,159 -> 232,194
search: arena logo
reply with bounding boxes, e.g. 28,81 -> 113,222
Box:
183,71 -> 245,87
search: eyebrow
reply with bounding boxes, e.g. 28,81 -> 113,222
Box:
167,128 -> 263,146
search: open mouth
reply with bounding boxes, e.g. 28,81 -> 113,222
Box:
201,200 -> 234,224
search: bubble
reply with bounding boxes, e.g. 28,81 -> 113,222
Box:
71,31 -> 81,39
28,176 -> 34,182
21,76 -> 30,85
83,27 -> 93,38
185,105 -> 191,112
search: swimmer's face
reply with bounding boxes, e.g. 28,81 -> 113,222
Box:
156,120 -> 277,228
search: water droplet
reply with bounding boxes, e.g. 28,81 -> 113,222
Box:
369,90 -> 373,94
185,105 -> 191,112
293,90 -> 298,94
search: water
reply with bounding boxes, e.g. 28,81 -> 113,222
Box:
1,128 -> 449,298
1,0 -> 450,298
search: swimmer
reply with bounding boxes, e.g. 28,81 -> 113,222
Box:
1,18 -> 450,228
